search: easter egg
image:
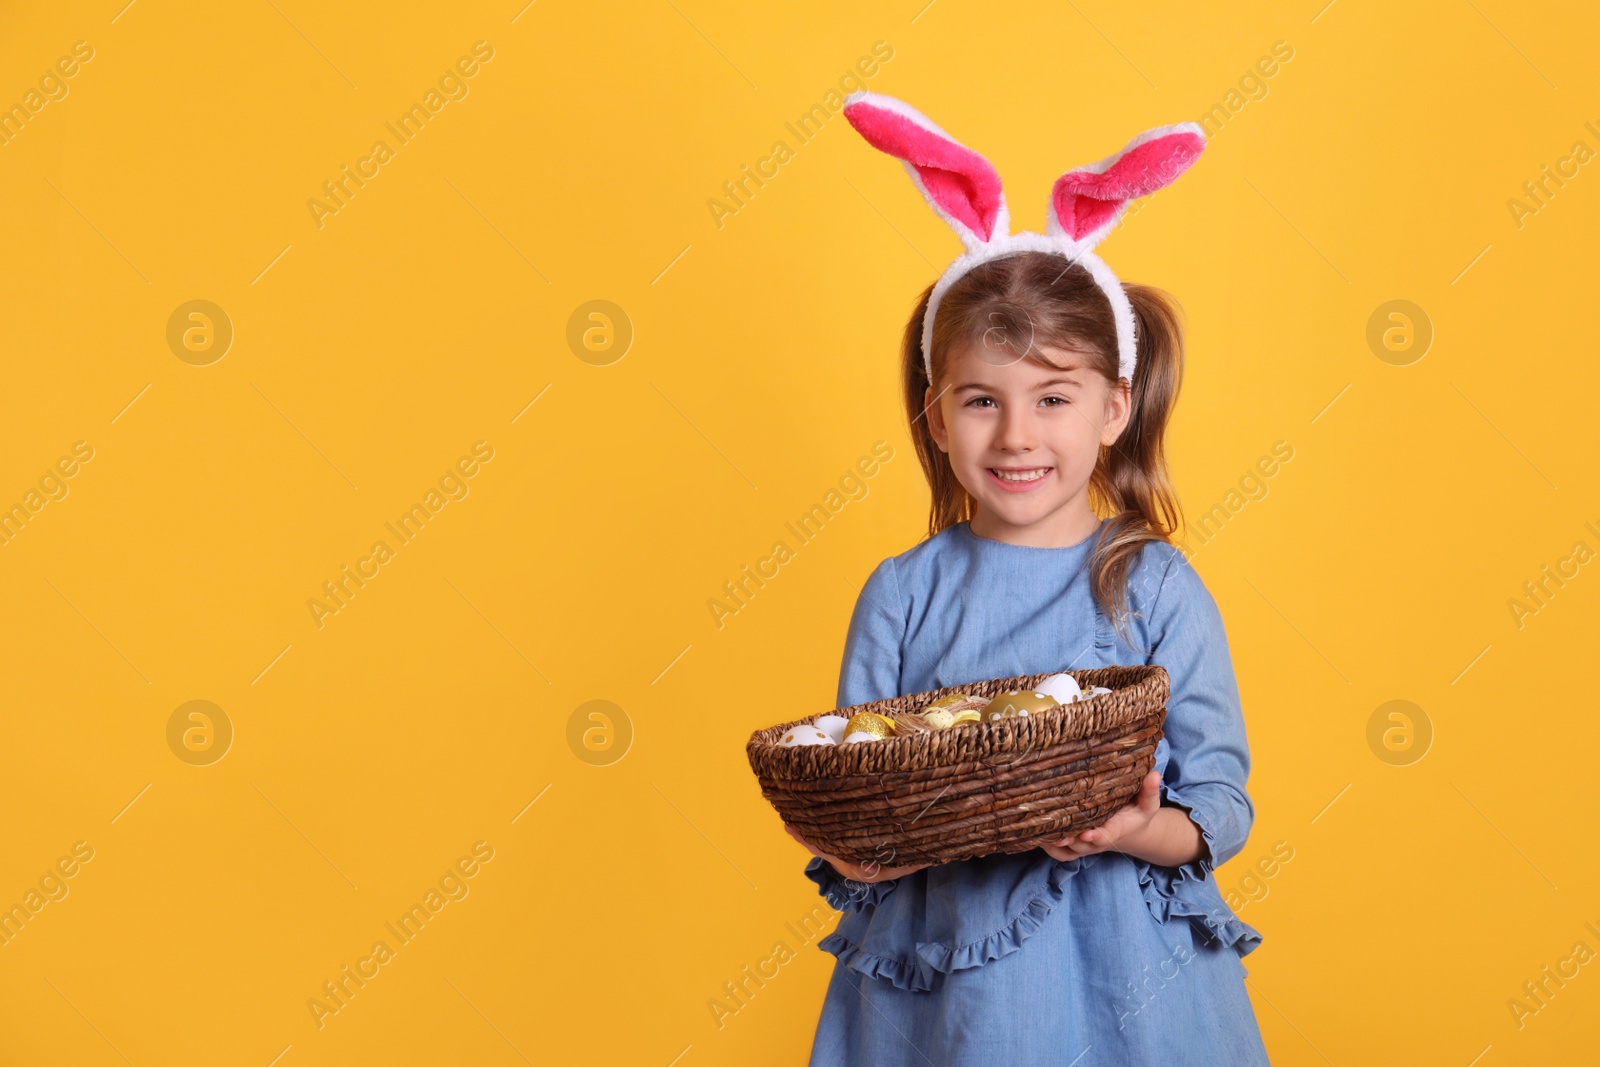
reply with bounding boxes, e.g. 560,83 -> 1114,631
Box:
1035,673 -> 1082,705
980,690 -> 1060,721
842,730 -> 880,744
923,709 -> 956,730
777,726 -> 835,747
844,712 -> 897,739
949,709 -> 983,726
926,692 -> 976,712
814,714 -> 851,744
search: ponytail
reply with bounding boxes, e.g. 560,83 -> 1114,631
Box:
901,283 -> 976,538
1087,282 -> 1184,642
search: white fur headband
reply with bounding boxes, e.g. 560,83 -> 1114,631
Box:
841,91 -> 1206,386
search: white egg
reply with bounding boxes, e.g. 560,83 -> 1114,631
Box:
842,730 -> 880,744
777,727 -> 836,748
814,714 -> 851,744
1035,673 -> 1082,704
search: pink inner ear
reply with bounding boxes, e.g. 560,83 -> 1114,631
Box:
1053,130 -> 1204,241
1054,191 -> 1123,243
844,103 -> 1003,241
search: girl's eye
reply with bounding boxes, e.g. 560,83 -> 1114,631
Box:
964,396 -> 996,408
1040,396 -> 1069,407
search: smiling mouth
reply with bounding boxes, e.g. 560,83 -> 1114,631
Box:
987,466 -> 1052,485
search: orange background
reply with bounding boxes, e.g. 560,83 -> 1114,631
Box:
2,1 -> 1597,1064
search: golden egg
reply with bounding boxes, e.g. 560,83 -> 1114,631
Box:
926,692 -> 976,712
844,712 -> 898,739
949,709 -> 983,726
980,690 -> 1060,721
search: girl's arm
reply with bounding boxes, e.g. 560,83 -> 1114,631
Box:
1044,768 -> 1206,865
1140,549 -> 1256,872
833,556 -> 905,708
791,557 -> 915,886
785,824 -> 929,883
1045,547 -> 1254,873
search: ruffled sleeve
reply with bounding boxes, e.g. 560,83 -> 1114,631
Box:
1130,781 -> 1263,954
1127,545 -> 1264,956
803,856 -> 903,912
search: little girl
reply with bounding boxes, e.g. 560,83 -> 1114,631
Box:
783,94 -> 1270,1064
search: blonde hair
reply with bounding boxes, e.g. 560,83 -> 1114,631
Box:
900,251 -> 1186,640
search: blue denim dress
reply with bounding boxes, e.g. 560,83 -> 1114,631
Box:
803,521 -> 1270,1065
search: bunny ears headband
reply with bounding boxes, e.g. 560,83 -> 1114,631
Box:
841,91 -> 1206,386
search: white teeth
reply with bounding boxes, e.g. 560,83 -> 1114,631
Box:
992,468 -> 1049,483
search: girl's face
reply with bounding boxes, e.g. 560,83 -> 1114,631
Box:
926,337 -> 1131,547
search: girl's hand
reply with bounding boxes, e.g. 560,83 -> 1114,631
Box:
1040,769 -> 1162,862
784,824 -> 931,883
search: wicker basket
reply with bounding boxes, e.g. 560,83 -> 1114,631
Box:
746,665 -> 1168,866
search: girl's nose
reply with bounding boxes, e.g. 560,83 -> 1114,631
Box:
995,407 -> 1037,452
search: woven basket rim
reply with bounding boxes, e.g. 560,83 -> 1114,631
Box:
746,664 -> 1168,781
